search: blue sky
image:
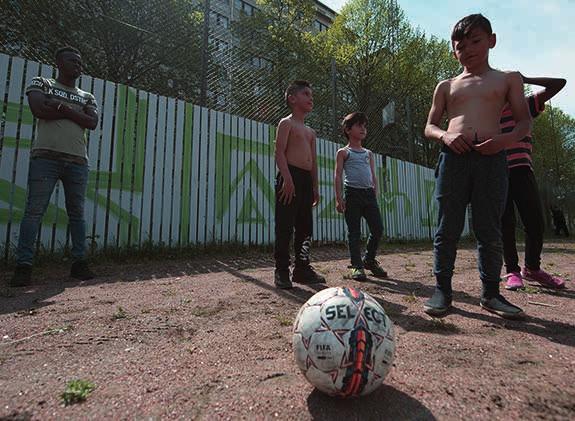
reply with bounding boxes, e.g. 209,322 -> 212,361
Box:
323,0 -> 575,117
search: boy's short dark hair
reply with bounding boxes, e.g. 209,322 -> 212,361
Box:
451,14 -> 492,42
341,112 -> 368,139
285,80 -> 311,107
55,46 -> 81,61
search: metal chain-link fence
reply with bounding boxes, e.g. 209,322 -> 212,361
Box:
1,0 -> 438,164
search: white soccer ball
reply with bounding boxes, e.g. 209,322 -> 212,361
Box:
293,286 -> 395,397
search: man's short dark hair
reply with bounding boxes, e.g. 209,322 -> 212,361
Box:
285,80 -> 311,107
341,112 -> 368,139
55,46 -> 81,62
451,14 -> 492,42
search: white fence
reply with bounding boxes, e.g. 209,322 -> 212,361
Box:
0,54 -> 468,256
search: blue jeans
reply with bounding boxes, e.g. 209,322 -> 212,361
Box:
344,187 -> 384,268
433,148 -> 508,295
16,157 -> 89,265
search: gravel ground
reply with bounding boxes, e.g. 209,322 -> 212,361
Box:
0,240 -> 574,420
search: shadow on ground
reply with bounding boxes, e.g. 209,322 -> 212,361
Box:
306,385 -> 436,420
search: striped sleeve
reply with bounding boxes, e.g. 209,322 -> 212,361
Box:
528,94 -> 545,119
25,76 -> 48,95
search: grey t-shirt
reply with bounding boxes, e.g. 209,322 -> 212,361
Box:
26,77 -> 97,160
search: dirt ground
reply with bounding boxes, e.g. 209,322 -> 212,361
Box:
0,240 -> 574,420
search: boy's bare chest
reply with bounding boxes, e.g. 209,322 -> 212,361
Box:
288,127 -> 312,147
449,77 -> 507,107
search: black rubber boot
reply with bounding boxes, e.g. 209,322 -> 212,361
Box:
10,265 -> 32,287
274,269 -> 293,289
424,287 -> 453,317
480,294 -> 525,319
292,265 -> 326,284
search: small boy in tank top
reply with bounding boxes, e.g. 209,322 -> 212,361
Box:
334,112 -> 388,281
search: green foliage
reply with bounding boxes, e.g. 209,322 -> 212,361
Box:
532,106 -> 575,221
61,379 -> 95,406
1,0 -> 205,101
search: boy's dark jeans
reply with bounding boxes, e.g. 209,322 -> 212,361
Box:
502,167 -> 545,273
344,186 -> 383,268
274,165 -> 313,270
433,148 -> 508,296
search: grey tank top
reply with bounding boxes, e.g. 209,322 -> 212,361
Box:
343,147 -> 373,189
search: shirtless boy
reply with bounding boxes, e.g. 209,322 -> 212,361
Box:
423,14 -> 532,319
274,80 -> 326,289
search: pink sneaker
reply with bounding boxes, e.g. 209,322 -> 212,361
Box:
521,268 -> 566,289
504,272 -> 524,290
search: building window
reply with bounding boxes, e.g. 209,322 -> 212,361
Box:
251,56 -> 273,70
313,20 -> 329,32
210,11 -> 229,29
235,0 -> 256,16
209,36 -> 229,53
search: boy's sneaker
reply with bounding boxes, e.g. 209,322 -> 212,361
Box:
521,268 -> 566,289
480,294 -> 525,319
363,259 -> 388,278
504,272 -> 524,290
423,288 -> 452,317
70,260 -> 95,281
9,264 -> 32,287
351,267 -> 367,281
292,265 -> 326,285
274,269 -> 293,289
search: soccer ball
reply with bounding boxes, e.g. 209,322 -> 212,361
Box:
292,286 -> 395,397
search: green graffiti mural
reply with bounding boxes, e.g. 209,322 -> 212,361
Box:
381,158 -> 413,216
1,63 -> 441,250
1,86 -> 143,243
214,130 -> 342,225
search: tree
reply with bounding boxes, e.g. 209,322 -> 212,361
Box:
228,0 -> 323,124
532,106 -> 575,225
1,0 -> 205,101
315,0 -> 459,162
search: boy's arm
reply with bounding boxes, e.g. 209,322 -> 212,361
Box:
369,151 -> 378,196
275,118 -> 295,205
424,80 -> 471,154
311,130 -> 320,207
334,149 -> 346,213
475,72 -> 532,155
522,74 -> 566,104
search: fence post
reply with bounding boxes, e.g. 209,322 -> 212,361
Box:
405,96 -> 414,162
200,0 -> 211,107
331,58 -> 338,141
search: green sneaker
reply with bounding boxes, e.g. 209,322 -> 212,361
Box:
351,267 -> 367,281
363,259 -> 388,278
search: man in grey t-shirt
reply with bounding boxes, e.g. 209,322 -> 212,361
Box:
11,46 -> 99,286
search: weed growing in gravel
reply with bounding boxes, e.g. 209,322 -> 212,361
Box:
191,303 -> 224,317
276,315 -> 292,327
403,261 -> 416,270
112,306 -> 128,320
46,325 -> 73,335
61,379 -> 95,406
518,286 -> 541,294
403,292 -> 418,304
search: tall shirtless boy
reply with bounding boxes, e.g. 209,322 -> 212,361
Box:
274,80 -> 326,289
424,14 -> 532,319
